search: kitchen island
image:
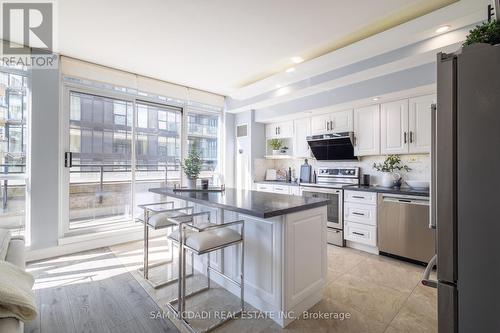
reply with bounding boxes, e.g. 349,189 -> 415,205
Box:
149,187 -> 329,327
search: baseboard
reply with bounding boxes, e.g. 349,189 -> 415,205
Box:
345,241 -> 379,255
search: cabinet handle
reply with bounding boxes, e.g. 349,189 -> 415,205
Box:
326,121 -> 330,131
352,195 -> 365,199
278,127 -> 280,135
353,232 -> 365,236
353,134 -> 357,146
275,127 -> 277,135
404,132 -> 407,144
330,120 -> 333,131
352,212 -> 365,216
410,131 -> 413,143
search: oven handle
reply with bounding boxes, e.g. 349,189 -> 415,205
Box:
300,187 -> 342,194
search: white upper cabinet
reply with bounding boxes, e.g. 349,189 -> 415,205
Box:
266,121 -> 293,138
311,114 -> 330,134
380,99 -> 409,154
409,94 -> 435,154
353,105 -> 380,156
293,118 -> 311,158
331,109 -> 353,133
311,110 -> 353,134
265,124 -> 276,138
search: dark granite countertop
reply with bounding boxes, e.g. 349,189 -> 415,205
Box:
149,187 -> 329,219
254,180 -> 300,187
343,184 -> 429,197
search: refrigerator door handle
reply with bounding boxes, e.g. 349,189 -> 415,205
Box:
430,103 -> 437,229
422,254 -> 438,288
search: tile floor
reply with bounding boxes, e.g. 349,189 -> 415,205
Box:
109,237 -> 438,333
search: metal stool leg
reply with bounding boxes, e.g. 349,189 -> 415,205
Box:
141,215 -> 195,289
143,210 -> 149,279
240,223 -> 245,312
207,252 -> 211,289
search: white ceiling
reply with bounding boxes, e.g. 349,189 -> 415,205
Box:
52,0 -> 448,96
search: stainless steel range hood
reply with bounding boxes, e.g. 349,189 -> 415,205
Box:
306,132 -> 358,161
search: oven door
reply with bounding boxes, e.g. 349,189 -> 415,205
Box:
301,186 -> 343,230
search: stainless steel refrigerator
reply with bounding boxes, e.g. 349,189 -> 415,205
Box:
432,43 -> 500,332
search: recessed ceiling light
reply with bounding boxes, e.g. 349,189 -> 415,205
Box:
372,97 -> 380,101
285,67 -> 296,73
435,25 -> 450,33
290,56 -> 303,64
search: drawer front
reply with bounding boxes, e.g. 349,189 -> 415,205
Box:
344,202 -> 377,225
345,221 -> 377,246
273,185 -> 291,194
327,228 -> 344,246
344,190 -> 377,205
256,184 -> 274,193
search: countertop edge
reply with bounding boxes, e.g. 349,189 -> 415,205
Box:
254,180 -> 300,187
343,185 -> 429,197
149,188 -> 329,218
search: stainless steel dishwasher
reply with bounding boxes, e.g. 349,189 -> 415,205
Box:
378,193 -> 435,264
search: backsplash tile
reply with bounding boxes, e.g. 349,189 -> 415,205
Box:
254,154 -> 430,186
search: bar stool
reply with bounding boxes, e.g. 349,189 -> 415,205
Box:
166,212 -> 245,333
138,201 -> 195,289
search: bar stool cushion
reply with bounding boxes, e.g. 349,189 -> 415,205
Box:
168,224 -> 242,253
148,211 -> 188,229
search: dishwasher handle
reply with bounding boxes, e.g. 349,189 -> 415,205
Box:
382,196 -> 429,206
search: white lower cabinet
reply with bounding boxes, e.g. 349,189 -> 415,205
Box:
343,190 -> 378,253
344,202 -> 377,226
255,183 -> 301,196
290,186 -> 301,196
273,184 -> 291,195
344,221 -> 377,247
256,183 -> 274,193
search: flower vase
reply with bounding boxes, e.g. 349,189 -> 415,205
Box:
187,178 -> 197,189
380,172 -> 394,188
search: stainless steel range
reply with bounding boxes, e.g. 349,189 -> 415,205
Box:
300,167 -> 360,247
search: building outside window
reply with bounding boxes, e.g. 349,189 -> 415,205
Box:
0,69 -> 29,237
186,112 -> 220,177
67,92 -> 183,229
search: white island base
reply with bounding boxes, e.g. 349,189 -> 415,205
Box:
190,205 -> 328,328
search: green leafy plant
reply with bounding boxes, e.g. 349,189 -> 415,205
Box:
463,20 -> 500,47
268,139 -> 283,150
182,149 -> 202,179
373,155 -> 411,173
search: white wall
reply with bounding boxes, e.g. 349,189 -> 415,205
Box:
224,112 -> 235,188
29,66 -> 60,249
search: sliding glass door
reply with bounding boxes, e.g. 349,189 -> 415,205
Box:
67,91 -> 134,231
63,88 -> 183,235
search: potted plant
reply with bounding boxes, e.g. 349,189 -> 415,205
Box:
182,149 -> 202,188
463,20 -> 500,47
373,155 -> 411,188
268,139 -> 283,155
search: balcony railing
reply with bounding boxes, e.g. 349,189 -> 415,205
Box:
70,163 -> 181,204
0,163 -> 181,207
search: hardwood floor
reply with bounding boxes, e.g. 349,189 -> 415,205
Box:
25,247 -> 179,333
